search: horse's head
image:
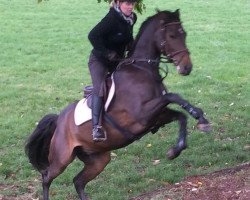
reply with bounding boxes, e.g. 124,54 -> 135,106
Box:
155,9 -> 192,75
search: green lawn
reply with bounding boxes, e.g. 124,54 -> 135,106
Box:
0,0 -> 249,199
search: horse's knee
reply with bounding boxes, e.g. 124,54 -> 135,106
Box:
164,92 -> 179,102
175,111 -> 187,127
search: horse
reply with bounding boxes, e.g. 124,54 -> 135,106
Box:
25,9 -> 211,200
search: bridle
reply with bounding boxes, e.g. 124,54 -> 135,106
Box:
160,21 -> 189,62
116,21 -> 190,79
119,21 -> 189,65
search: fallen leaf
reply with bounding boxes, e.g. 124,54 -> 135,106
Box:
146,143 -> 152,148
161,181 -> 170,186
191,188 -> 198,192
197,181 -> 203,187
50,190 -> 57,196
187,182 -> 198,187
235,190 -> 242,195
152,160 -> 160,165
111,152 -> 117,157
243,145 -> 250,151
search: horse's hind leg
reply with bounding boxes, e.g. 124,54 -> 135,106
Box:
73,151 -> 111,200
164,92 -> 212,132
42,137 -> 75,200
153,108 -> 188,160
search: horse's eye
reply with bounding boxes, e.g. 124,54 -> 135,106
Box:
170,35 -> 176,39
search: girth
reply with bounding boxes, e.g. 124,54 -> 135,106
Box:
103,113 -> 143,143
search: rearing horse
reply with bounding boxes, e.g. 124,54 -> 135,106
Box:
25,10 -> 211,200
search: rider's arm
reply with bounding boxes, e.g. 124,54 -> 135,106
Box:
88,11 -> 115,59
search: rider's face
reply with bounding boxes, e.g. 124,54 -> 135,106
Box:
118,1 -> 135,16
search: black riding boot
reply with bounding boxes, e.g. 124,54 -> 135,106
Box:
92,95 -> 106,142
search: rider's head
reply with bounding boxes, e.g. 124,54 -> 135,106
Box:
115,0 -> 137,16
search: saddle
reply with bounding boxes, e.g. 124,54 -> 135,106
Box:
74,74 -> 115,126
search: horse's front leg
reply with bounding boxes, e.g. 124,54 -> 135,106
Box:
153,108 -> 188,160
137,96 -> 168,125
164,93 -> 212,132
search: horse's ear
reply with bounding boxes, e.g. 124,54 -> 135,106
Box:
175,9 -> 180,17
155,8 -> 161,13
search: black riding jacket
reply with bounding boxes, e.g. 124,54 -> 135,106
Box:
88,8 -> 137,63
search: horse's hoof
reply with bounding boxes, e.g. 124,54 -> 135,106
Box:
167,147 -> 180,160
197,123 -> 212,133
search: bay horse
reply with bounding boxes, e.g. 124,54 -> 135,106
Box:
25,9 -> 211,200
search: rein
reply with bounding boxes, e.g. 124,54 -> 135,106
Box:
116,56 -> 170,81
117,56 -> 170,66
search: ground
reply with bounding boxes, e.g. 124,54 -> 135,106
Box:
0,163 -> 249,200
130,163 -> 250,200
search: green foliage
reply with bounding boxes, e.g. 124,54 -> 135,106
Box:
38,0 -> 146,14
97,0 -> 146,14
1,0 -> 249,199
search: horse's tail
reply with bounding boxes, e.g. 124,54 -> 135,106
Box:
25,114 -> 58,172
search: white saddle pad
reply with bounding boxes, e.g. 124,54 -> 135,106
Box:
74,74 -> 115,126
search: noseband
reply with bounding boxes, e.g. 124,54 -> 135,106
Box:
160,22 -> 189,61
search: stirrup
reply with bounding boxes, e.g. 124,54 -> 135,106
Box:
92,126 -> 107,142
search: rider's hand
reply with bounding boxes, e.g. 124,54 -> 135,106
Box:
107,51 -> 120,61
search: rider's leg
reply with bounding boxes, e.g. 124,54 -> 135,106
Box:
88,53 -> 108,142
91,95 -> 106,141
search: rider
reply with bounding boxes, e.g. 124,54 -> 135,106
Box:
88,0 -> 138,142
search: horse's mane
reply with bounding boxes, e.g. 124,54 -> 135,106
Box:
128,10 -> 180,56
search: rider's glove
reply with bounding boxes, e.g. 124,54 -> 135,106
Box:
106,51 -> 120,61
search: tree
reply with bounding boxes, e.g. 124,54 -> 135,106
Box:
38,0 -> 145,14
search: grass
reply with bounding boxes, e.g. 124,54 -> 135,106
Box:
0,0 -> 249,199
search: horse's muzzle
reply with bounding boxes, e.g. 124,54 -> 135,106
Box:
176,54 -> 192,75
177,63 -> 192,75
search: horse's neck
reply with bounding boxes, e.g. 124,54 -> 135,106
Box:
131,22 -> 160,60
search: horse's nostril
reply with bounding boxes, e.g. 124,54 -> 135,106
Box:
177,64 -> 192,76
